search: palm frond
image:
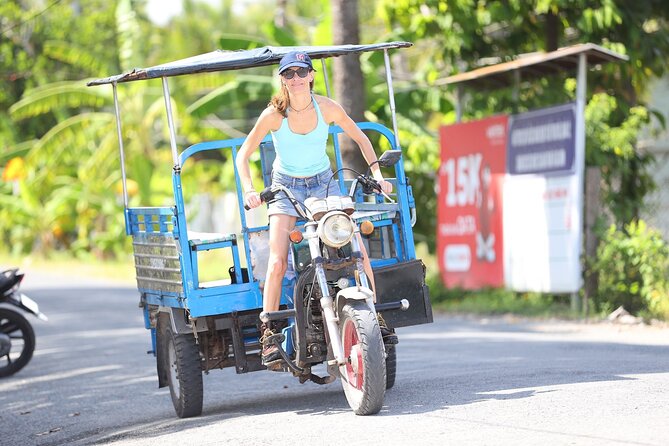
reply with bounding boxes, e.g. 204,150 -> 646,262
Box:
42,40 -> 109,75
10,81 -> 112,120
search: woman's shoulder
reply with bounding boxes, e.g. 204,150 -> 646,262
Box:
258,105 -> 284,125
314,94 -> 338,109
314,95 -> 345,120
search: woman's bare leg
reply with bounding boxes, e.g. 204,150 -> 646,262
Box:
263,214 -> 297,312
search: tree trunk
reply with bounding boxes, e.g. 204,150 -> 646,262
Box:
332,0 -> 367,177
544,10 -> 559,52
275,0 -> 287,28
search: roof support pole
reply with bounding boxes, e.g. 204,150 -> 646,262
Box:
112,82 -> 129,209
162,77 -> 180,168
572,52 -> 588,312
383,49 -> 400,149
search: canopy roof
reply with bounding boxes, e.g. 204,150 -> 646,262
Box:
88,42 -> 412,86
437,43 -> 627,90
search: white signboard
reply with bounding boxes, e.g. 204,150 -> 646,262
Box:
503,103 -> 582,293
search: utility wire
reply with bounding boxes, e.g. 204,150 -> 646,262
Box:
0,0 -> 66,38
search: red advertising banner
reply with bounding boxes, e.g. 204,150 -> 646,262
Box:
437,115 -> 508,289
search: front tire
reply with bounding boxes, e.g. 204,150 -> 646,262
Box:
0,308 -> 35,377
338,301 -> 386,415
164,322 -> 203,418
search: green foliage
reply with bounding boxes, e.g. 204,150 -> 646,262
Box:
591,221 -> 669,320
376,0 -> 669,250
585,93 -> 655,225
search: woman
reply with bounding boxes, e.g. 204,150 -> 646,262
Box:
235,51 -> 392,368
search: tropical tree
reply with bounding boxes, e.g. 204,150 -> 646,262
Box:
332,0 -> 368,175
375,0 -> 669,247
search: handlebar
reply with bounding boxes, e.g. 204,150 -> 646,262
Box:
244,185 -> 310,220
243,170 -> 393,214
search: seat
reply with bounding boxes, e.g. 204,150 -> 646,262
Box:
187,231 -> 237,251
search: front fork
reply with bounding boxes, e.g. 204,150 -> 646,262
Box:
305,223 -> 375,366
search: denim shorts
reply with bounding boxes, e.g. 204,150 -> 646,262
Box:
268,169 -> 341,218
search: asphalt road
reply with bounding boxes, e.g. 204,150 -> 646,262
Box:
1,271 -> 668,446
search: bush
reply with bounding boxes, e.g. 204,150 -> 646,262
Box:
592,220 -> 669,320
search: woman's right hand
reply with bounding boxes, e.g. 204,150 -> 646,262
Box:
244,190 -> 262,209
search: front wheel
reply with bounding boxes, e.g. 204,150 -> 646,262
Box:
338,301 -> 386,415
163,322 -> 203,418
0,308 -> 35,377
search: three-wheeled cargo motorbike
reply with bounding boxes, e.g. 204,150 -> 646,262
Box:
88,42 -> 432,418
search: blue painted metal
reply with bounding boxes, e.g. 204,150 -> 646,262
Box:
124,121 -> 417,321
281,323 -> 294,356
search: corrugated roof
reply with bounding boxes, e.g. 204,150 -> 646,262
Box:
87,42 -> 412,86
437,43 -> 627,89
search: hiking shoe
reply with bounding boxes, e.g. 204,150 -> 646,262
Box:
260,327 -> 285,368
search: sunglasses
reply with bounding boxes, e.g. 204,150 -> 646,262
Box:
281,67 -> 310,79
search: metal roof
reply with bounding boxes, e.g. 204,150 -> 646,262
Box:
437,43 -> 628,89
87,42 -> 412,86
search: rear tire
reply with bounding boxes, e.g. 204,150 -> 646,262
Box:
0,308 -> 35,377
385,344 -> 396,389
338,301 -> 386,415
164,322 -> 203,418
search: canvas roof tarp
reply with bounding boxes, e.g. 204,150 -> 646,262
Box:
88,42 -> 412,86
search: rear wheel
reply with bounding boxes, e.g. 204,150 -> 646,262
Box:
385,344 -> 396,389
338,301 -> 386,415
0,308 -> 35,377
164,322 -> 203,418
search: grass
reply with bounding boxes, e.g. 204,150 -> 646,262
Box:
430,286 -> 579,319
416,243 -> 581,320
0,250 -> 137,285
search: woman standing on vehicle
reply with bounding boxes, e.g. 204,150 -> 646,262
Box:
235,51 -> 392,368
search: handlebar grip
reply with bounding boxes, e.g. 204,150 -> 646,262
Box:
244,187 -> 276,211
259,187 -> 275,203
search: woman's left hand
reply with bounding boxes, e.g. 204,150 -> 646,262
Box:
377,179 -> 393,195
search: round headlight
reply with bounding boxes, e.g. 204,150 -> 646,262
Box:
317,211 -> 354,248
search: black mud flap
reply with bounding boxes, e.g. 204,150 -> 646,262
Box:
374,259 -> 433,328
156,313 -> 169,388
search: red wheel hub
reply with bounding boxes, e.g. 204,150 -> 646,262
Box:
343,319 -> 363,390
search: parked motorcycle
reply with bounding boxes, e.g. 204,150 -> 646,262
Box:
0,269 -> 48,377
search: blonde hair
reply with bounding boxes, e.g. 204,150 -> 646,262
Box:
269,77 -> 315,117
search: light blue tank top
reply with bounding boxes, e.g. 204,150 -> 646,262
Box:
271,96 -> 330,177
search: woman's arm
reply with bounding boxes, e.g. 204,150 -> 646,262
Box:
235,107 -> 279,208
324,99 -> 393,193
